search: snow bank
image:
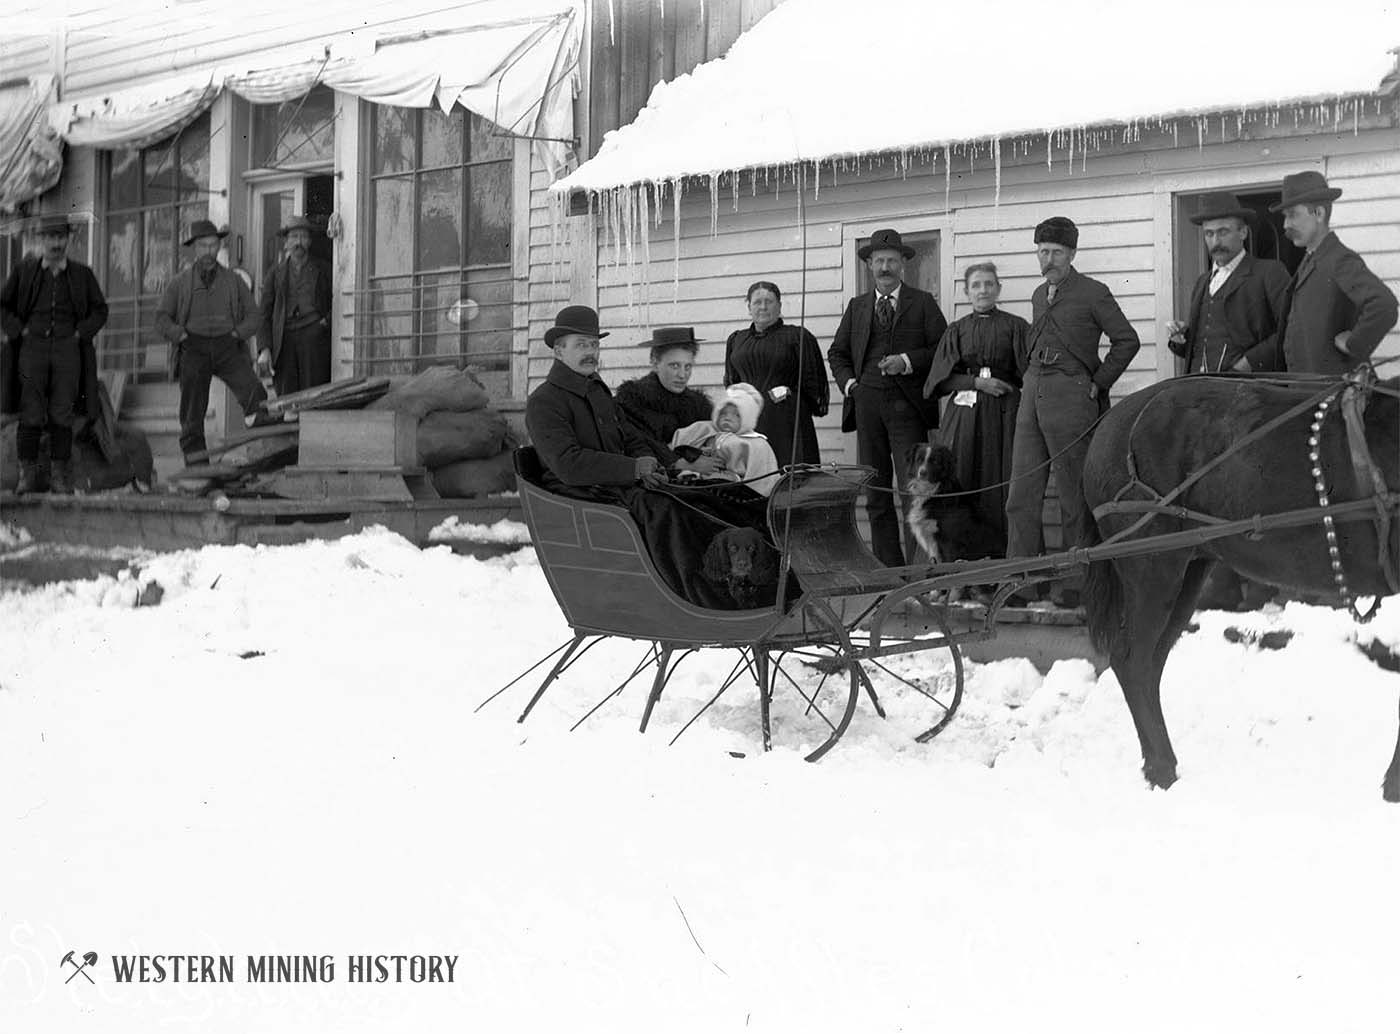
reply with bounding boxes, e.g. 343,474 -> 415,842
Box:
427,516 -> 533,545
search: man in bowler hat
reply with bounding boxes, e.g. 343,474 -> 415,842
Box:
1004,216 -> 1139,604
1270,171 -> 1397,375
1,214 -> 109,494
1166,192 -> 1290,374
827,228 -> 948,567
258,215 -> 333,396
154,219 -> 271,463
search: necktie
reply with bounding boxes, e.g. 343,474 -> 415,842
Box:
876,293 -> 894,329
1295,253 -> 1315,284
1047,284 -> 1057,302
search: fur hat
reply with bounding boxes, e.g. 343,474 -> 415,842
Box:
714,383 -> 764,433
1033,216 -> 1079,250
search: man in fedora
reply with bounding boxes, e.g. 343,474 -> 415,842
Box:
525,305 -> 665,496
827,228 -> 948,567
1166,193 -> 1290,375
1005,216 -> 1139,605
1,213 -> 109,494
1270,170 -> 1397,375
155,219 -> 270,464
258,215 -> 332,396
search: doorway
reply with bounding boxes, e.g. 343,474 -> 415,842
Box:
249,173 -> 334,289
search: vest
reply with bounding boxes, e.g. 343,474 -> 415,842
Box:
1191,289 -> 1234,373
859,304 -> 896,388
27,266 -> 78,342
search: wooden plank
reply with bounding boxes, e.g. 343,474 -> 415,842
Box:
740,0 -> 776,33
297,410 -> 419,467
705,0 -> 743,60
618,0 -> 652,127
673,0 -> 707,76
651,0 -> 674,90
589,0 -> 622,156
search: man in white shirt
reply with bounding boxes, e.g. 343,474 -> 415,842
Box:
1166,192 -> 1289,375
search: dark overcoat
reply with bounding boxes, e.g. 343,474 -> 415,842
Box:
525,360 -> 652,494
827,283 -> 947,428
1170,254 -> 1291,374
1025,267 -> 1139,401
0,256 -> 108,418
259,256 -> 332,363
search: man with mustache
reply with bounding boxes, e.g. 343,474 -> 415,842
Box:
1270,171 -> 1397,375
258,216 -> 332,395
1004,216 -> 1139,606
827,228 -> 948,567
1165,193 -> 1290,375
1,214 -> 109,494
155,220 -> 271,464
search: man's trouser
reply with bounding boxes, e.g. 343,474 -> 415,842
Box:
273,321 -> 332,396
1004,360 -> 1101,586
853,383 -> 930,568
178,333 -> 269,459
17,334 -> 81,461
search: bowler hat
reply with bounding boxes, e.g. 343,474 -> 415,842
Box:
1269,171 -> 1342,212
858,228 -> 916,261
1033,216 -> 1079,250
277,215 -> 315,236
1187,192 -> 1255,225
637,326 -> 705,350
183,219 -> 229,246
31,214 -> 75,236
544,304 -> 609,347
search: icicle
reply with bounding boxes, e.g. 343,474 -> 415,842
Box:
943,144 -> 951,214
1196,116 -> 1205,151
1046,132 -> 1052,173
1353,99 -> 1359,135
624,186 -> 636,316
812,158 -> 820,202
732,170 -> 739,213
671,177 -> 681,308
608,0 -> 616,46
709,173 -> 720,237
993,135 -> 1002,212
640,183 -> 652,329
1066,127 -> 1074,174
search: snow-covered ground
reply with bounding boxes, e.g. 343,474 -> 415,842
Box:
3,527 -> 1399,1032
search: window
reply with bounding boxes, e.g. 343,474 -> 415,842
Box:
856,229 -> 941,303
360,104 -> 513,394
251,85 -> 336,169
102,113 -> 211,382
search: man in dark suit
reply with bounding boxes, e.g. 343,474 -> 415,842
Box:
258,215 -> 333,396
827,228 -> 948,566
1005,216 -> 1140,605
1269,171 -> 1398,375
1166,192 -> 1290,374
1,214 -> 109,494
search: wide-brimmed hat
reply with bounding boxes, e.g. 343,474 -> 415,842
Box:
544,304 -> 609,347
1188,192 -> 1255,225
638,326 -> 705,351
1033,216 -> 1079,250
31,214 -> 75,236
858,228 -> 915,261
1269,171 -> 1342,212
183,219 -> 229,246
277,215 -> 315,236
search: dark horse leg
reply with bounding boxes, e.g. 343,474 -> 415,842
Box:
1095,554 -> 1213,791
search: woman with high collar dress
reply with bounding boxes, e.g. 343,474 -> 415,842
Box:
923,263 -> 1030,555
723,281 -> 829,467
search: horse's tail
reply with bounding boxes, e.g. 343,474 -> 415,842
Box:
1081,519 -> 1122,659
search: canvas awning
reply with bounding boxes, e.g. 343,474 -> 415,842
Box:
0,74 -> 64,212
553,0 -> 1398,193
48,0 -> 581,170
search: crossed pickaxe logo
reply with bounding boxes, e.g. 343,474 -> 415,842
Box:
61,950 -> 98,984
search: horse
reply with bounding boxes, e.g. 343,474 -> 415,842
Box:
1080,372 -> 1400,800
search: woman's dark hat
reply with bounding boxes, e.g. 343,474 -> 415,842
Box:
544,304 -> 609,347
858,228 -> 915,260
31,214 -> 75,235
183,219 -> 229,246
1033,216 -> 1079,250
1269,171 -> 1342,212
638,326 -> 705,349
1188,192 -> 1255,225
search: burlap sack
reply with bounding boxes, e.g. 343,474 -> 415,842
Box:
368,366 -> 489,418
430,448 -> 517,498
418,409 -> 508,469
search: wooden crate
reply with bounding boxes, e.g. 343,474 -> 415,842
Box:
297,410 -> 418,468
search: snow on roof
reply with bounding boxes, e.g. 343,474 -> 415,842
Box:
555,0 -> 1399,193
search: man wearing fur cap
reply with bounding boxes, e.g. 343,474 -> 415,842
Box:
1004,216 -> 1140,605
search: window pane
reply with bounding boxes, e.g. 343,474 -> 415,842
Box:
143,142 -> 175,204
468,111 -> 512,163
177,114 -> 211,202
373,177 -> 413,275
463,267 -> 511,371
250,86 -> 334,168
417,168 -> 463,271
142,207 -> 174,294
420,107 -> 463,169
372,106 -> 414,175
418,272 -> 462,361
467,162 -> 510,266
106,214 -> 139,298
367,276 -> 414,374
109,150 -> 141,209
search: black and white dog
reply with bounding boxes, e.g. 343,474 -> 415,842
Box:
906,443 -> 1003,565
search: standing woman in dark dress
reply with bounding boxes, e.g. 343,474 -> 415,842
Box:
723,281 -> 829,466
922,263 -> 1030,554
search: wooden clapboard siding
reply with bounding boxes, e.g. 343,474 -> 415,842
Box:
0,31 -> 56,83
588,0 -> 788,156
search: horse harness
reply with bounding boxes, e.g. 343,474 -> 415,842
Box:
1092,366 -> 1400,623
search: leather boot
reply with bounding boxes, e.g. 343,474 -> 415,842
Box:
14,461 -> 39,495
49,459 -> 75,495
